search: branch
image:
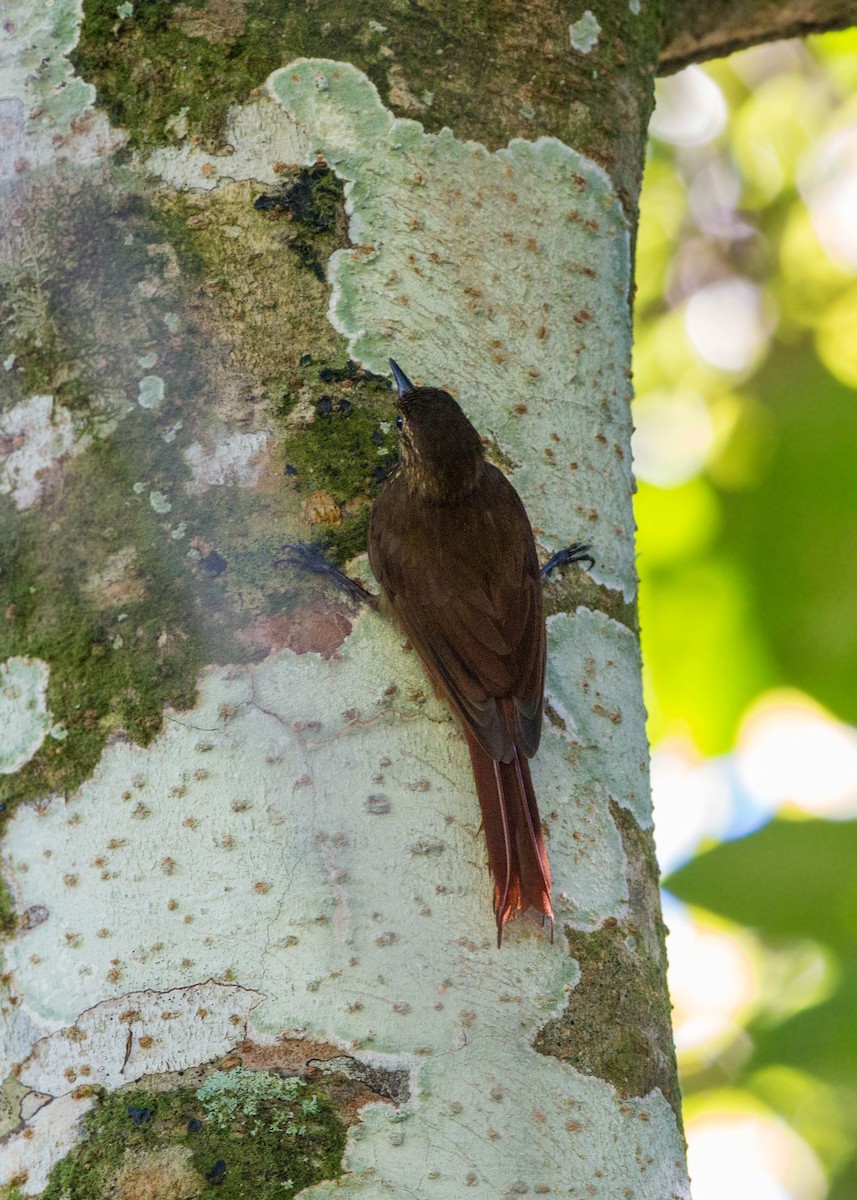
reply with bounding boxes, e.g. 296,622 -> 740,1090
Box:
659,0 -> 857,74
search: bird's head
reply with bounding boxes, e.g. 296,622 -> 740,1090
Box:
389,359 -> 485,502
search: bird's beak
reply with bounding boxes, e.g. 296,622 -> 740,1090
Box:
389,359 -> 414,397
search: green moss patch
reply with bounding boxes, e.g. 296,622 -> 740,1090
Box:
0,438 -> 205,808
41,1072 -> 346,1200
0,175 -> 283,818
71,0 -> 411,155
533,919 -> 664,1101
275,355 -> 398,564
71,0 -> 293,153
154,176 -> 345,382
534,802 -> 681,1117
0,886 -> 16,937
0,151 -> 395,828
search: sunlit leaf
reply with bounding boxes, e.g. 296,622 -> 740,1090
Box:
667,820 -> 857,1100
639,556 -> 775,753
778,206 -> 853,331
635,478 -> 720,566
815,286 -> 857,386
666,817 -> 857,953
749,1066 -> 856,1180
720,344 -> 857,727
731,73 -> 824,207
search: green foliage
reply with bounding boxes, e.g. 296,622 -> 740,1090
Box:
636,34 -> 857,752
668,817 -> 857,958
720,347 -> 857,727
638,34 -> 857,1197
667,821 -> 857,1175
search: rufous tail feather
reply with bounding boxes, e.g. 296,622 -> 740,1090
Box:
464,729 -> 553,945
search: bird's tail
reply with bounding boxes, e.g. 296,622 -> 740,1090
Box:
464,730 -> 553,945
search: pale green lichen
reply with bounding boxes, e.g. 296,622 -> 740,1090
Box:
0,657 -> 52,774
570,11 -> 603,54
2,0 -> 96,130
546,607 -> 652,829
13,983 -> 263,1093
197,1068 -> 316,1134
3,618 -> 583,1028
147,96 -> 311,191
137,375 -> 164,409
1,612 -> 682,1198
0,1073 -> 31,1139
148,489 -> 172,513
0,396 -> 82,511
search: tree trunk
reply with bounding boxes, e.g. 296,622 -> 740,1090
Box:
0,1 -> 850,1196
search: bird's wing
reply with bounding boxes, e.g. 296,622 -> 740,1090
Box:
368,466 -> 545,762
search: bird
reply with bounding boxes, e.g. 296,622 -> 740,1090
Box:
366,359 -> 589,944
283,358 -> 592,942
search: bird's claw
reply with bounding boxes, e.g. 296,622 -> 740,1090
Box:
540,542 -> 595,579
275,541 -> 335,576
277,541 -> 374,606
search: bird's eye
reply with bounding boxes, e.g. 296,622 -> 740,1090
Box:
395,415 -> 403,430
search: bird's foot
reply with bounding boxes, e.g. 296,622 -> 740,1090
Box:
540,542 -> 595,579
276,542 -> 376,607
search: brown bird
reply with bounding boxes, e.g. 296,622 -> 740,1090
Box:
366,360 -> 591,944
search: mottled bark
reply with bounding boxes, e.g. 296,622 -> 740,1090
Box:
1,0 -> 854,1196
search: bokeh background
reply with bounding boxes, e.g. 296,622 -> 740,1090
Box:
636,31 -> 857,1200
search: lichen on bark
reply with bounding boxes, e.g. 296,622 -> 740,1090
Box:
71,0 -> 660,213
0,157 -> 401,817
38,1070 -> 346,1200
